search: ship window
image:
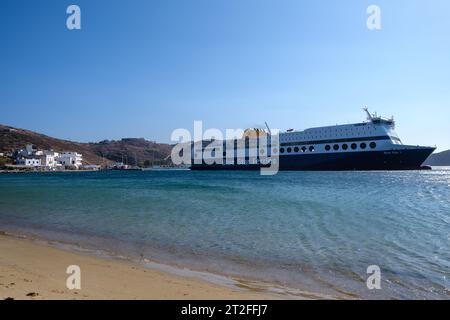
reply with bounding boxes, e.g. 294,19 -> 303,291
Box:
287,147 -> 292,153
325,145 -> 331,151
273,147 -> 278,154
370,142 -> 377,149
360,143 -> 367,149
301,146 -> 307,152
309,146 -> 315,152
342,144 -> 348,150
351,143 -> 357,150
280,148 -> 285,153
333,144 -> 339,151
294,147 -> 299,152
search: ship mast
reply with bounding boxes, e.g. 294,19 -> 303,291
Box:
363,107 -> 373,121
264,122 -> 272,135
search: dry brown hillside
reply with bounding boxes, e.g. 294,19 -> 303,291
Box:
0,124 -> 172,167
424,149 -> 450,166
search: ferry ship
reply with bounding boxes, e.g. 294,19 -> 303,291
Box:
190,109 -> 435,171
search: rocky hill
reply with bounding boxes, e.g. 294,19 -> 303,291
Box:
87,138 -> 172,166
0,124 -> 172,167
424,149 -> 450,166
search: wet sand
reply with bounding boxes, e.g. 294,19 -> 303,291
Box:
0,233 -> 278,300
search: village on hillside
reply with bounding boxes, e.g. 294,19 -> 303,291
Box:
0,144 -> 99,172
0,143 -> 179,172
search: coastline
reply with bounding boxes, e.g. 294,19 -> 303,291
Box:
0,169 -> 101,174
2,170 -> 449,299
0,232 -> 298,300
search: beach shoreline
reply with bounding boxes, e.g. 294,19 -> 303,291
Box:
0,232 -> 310,300
2,169 -> 449,299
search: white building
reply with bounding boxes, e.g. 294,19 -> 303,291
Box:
57,152 -> 83,168
39,151 -> 60,168
13,144 -> 84,170
16,158 -> 41,167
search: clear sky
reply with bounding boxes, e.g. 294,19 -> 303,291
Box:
1,0 -> 449,150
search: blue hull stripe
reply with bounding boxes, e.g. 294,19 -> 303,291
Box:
190,148 -> 435,171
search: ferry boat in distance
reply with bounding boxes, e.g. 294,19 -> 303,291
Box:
190,109 -> 436,171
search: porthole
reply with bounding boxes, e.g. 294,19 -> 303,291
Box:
370,142 -> 376,149
301,146 -> 307,152
280,148 -> 285,153
351,143 -> 357,150
287,147 -> 292,153
294,147 -> 299,152
333,144 -> 339,151
325,145 -> 331,151
360,143 -> 367,149
342,144 -> 348,150
273,147 -> 278,154
309,146 -> 315,152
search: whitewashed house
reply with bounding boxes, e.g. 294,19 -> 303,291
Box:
15,144 -> 41,167
57,152 -> 83,168
13,144 -> 84,170
39,151 -> 60,169
16,157 -> 41,167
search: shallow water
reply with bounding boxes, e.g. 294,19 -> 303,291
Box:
0,169 -> 449,299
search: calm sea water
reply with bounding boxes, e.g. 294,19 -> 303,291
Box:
0,169 -> 449,299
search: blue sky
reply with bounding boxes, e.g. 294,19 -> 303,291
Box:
1,0 -> 449,150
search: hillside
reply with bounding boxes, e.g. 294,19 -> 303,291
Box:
0,124 -> 172,167
424,149 -> 450,166
87,138 -> 172,166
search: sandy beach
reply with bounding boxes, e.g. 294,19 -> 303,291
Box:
0,233 -> 276,300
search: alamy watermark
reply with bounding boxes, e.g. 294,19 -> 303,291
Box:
366,265 -> 381,290
66,265 -> 81,290
367,5 -> 381,30
66,5 -> 81,30
64,5 -> 380,31
171,121 -> 280,175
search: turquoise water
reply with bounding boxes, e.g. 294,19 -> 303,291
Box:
0,170 -> 449,299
